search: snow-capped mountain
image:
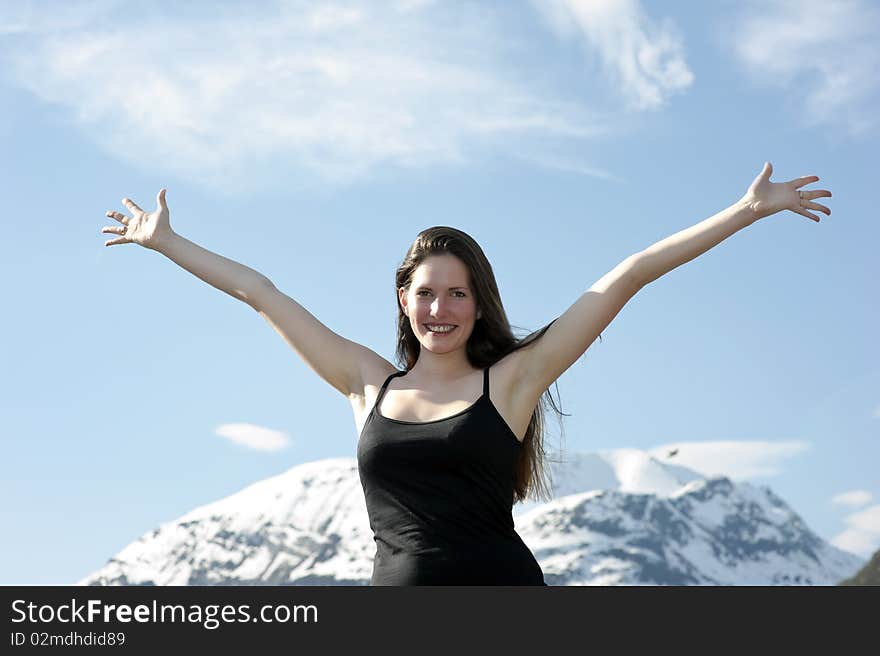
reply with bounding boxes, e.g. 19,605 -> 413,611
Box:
78,450 -> 864,585
81,459 -> 375,585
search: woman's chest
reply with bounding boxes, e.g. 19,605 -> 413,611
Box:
352,361 -> 536,443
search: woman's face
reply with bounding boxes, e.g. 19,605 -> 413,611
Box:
399,254 -> 480,355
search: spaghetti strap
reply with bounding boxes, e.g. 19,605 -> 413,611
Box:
483,365 -> 490,397
374,370 -> 407,413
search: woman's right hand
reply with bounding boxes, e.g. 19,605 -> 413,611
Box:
102,188 -> 175,251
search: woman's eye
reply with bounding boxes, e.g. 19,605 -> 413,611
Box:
416,290 -> 466,297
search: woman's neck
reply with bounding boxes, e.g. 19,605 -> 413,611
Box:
408,348 -> 478,382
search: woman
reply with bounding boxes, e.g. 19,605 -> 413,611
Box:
101,162 -> 832,585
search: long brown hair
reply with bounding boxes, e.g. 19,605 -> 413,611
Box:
394,226 -> 580,504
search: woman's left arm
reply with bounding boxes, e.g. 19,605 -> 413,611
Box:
637,161 -> 832,286
513,162 -> 832,398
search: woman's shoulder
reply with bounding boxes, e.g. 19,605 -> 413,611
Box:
489,349 -> 529,390
348,359 -> 400,421
362,361 -> 403,393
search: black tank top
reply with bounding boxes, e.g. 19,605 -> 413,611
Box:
356,365 -> 547,585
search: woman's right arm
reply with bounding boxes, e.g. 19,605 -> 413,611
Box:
158,231 -> 271,308
249,284 -> 392,399
103,189 -> 389,398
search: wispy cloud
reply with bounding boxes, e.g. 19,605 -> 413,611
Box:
831,504 -> 880,558
529,0 -> 694,110
723,0 -> 880,136
214,423 -> 290,452
516,152 -> 626,183
0,1 -> 622,194
648,440 -> 810,480
831,490 -> 873,509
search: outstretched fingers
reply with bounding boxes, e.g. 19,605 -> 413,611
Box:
801,189 -> 832,201
102,221 -> 130,246
791,175 -> 820,189
103,208 -> 131,246
798,188 -> 832,219
103,233 -> 131,247
122,197 -> 143,214
804,200 -> 831,215
106,210 -> 129,225
794,206 -> 822,223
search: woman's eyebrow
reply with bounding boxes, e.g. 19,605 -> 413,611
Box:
417,285 -> 470,290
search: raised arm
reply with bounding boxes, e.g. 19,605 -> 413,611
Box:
636,162 -> 831,286
512,162 -> 833,398
248,284 -> 394,398
511,253 -> 643,401
103,189 -> 269,306
102,189 -> 390,398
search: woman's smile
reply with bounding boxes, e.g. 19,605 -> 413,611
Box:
424,324 -> 457,334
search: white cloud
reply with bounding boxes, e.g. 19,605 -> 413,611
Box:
831,490 -> 873,509
724,0 -> 880,136
530,0 -> 694,110
831,504 -> 880,558
214,423 -> 290,452
648,440 -> 810,480
0,1 -> 617,194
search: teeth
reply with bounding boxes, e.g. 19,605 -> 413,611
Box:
426,325 -> 455,333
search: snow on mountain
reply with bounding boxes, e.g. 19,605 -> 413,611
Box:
521,478 -> 861,585
78,451 -> 864,586
80,459 -> 375,585
512,449 -> 704,518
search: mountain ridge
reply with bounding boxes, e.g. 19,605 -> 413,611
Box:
79,450 -> 864,586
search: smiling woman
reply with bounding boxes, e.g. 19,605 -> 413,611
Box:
355,226 -> 572,585
388,228 -> 567,503
101,161 -> 832,585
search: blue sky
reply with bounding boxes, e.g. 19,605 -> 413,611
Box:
1,0 -> 877,585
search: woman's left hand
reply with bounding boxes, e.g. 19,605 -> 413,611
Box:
742,161 -> 832,222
